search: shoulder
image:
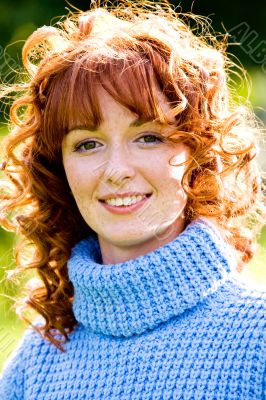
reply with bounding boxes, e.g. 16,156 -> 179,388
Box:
206,277 -> 266,380
210,275 -> 266,337
0,321 -> 66,400
1,322 -> 49,370
215,273 -> 265,307
0,326 -> 38,400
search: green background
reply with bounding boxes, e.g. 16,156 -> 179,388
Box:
0,0 -> 265,371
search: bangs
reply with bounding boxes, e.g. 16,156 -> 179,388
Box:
41,55 -> 176,161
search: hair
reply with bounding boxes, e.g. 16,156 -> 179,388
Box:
0,0 -> 265,351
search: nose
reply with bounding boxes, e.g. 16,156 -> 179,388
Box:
102,144 -> 136,187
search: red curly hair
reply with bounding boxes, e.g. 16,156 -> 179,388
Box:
0,0 -> 265,351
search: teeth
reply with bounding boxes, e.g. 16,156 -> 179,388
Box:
105,195 -> 146,206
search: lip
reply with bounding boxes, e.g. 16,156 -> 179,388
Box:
99,194 -> 152,215
98,192 -> 151,201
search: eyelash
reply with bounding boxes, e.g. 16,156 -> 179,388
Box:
74,134 -> 165,153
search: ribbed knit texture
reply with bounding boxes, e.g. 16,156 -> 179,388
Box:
0,218 -> 265,399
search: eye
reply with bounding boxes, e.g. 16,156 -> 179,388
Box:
74,140 -> 102,152
136,134 -> 164,145
73,133 -> 165,153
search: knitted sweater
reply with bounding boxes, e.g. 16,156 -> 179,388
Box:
0,219 -> 265,400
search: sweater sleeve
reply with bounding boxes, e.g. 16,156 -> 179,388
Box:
0,327 -> 34,400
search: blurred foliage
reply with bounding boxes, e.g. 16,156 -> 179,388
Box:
0,0 -> 265,371
0,0 -> 265,67
0,0 -> 265,74
0,0 -> 266,122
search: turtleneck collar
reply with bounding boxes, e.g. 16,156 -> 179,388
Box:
67,218 -> 233,337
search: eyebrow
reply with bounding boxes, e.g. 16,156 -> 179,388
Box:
68,117 -> 157,133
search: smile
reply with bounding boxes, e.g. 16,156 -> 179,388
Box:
99,194 -> 152,214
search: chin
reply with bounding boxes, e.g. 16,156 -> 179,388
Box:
100,230 -> 154,247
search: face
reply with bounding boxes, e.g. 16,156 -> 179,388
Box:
62,86 -> 190,263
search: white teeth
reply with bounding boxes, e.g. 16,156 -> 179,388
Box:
105,195 -> 146,206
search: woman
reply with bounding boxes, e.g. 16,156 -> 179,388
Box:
0,0 -> 265,398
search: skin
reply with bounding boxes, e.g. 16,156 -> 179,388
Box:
62,86 -> 190,264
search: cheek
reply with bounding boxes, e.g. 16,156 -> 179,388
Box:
169,164 -> 187,186
63,159 -> 96,199
167,147 -> 189,188
157,156 -> 187,190
155,161 -> 188,209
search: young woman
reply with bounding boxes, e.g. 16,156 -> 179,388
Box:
0,0 -> 265,398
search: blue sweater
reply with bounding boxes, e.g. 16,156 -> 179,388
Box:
0,219 -> 265,399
